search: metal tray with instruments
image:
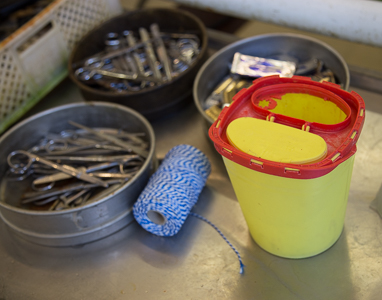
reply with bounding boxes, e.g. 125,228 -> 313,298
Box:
0,102 -> 155,247
0,29 -> 382,300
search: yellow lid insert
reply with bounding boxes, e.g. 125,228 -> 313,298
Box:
256,93 -> 348,125
226,117 -> 327,164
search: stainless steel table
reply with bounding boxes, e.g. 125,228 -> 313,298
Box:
1,37 -> 382,300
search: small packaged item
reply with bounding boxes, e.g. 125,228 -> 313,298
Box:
231,52 -> 296,78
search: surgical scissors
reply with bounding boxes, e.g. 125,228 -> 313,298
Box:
7,150 -> 109,188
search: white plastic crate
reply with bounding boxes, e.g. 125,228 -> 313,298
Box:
0,0 -> 122,134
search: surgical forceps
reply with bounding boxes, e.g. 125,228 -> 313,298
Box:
7,150 -> 109,188
32,157 -> 142,186
68,121 -> 149,158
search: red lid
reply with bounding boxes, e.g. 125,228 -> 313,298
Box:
209,75 -> 366,179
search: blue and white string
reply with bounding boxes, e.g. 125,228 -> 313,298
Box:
133,144 -> 244,274
189,212 -> 245,274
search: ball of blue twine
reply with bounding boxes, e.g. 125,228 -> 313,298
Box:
133,144 -> 244,274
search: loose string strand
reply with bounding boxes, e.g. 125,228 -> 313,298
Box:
189,212 -> 245,274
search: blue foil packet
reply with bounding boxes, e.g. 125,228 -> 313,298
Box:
231,52 -> 296,78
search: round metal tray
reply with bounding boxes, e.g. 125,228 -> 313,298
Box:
0,102 -> 156,247
194,33 -> 350,127
68,8 -> 208,120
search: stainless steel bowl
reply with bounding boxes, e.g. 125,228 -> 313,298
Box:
0,102 -> 156,246
68,8 -> 208,120
194,33 -> 350,126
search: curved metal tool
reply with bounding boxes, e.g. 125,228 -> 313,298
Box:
7,150 -> 109,188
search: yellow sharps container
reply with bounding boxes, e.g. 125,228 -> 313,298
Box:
209,75 -> 365,258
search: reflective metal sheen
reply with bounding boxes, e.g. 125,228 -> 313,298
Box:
1,44 -> 382,300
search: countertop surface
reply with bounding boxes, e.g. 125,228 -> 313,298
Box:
1,35 -> 382,299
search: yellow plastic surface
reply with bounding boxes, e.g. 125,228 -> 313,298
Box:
223,154 -> 355,258
226,117 -> 327,164
258,93 -> 347,125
